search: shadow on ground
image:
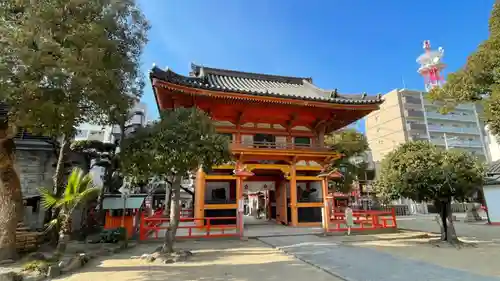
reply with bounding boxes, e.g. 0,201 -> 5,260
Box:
53,239 -> 340,281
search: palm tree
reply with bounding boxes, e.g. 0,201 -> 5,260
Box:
39,168 -> 100,255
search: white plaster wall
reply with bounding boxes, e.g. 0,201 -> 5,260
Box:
484,185 -> 500,223
486,125 -> 500,162
205,182 -> 230,200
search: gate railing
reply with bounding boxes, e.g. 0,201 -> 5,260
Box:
325,196 -> 397,232
139,215 -> 238,240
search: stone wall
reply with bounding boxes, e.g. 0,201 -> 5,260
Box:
16,150 -> 55,197
16,149 -> 55,228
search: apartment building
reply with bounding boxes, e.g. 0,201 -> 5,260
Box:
74,102 -> 148,143
365,89 -> 488,163
74,102 -> 148,186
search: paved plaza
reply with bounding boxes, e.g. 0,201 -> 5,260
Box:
259,234 -> 500,281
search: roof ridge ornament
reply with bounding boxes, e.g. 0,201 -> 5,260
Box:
329,89 -> 338,99
362,92 -> 367,99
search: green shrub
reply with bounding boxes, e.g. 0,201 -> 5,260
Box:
22,260 -> 50,274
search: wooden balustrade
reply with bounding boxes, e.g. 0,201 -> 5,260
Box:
231,141 -> 330,151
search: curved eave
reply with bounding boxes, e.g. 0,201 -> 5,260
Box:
152,79 -> 382,110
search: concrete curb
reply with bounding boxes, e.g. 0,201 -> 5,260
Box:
257,238 -> 355,281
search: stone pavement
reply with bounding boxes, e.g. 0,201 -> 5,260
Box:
259,235 -> 500,281
397,216 -> 500,242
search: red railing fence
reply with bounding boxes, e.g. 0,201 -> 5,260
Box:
325,196 -> 397,232
139,214 -> 239,240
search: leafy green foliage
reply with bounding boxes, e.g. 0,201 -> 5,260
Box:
375,141 -> 484,203
325,128 -> 369,156
121,107 -> 232,180
0,0 -> 149,137
98,227 -> 126,244
427,3 -> 500,135
71,139 -> 123,193
71,140 -> 117,155
39,168 -> 100,233
324,129 -> 369,193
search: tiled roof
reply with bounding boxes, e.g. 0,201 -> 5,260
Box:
150,63 -> 383,105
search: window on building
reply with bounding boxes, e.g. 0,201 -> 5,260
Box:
254,134 -> 275,148
75,129 -> 88,138
88,130 -> 105,141
294,137 -> 311,146
378,140 -> 383,144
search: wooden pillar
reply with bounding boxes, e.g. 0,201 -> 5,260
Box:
290,164 -> 298,226
195,167 -> 206,225
236,123 -> 242,144
236,177 -> 243,201
317,125 -> 326,148
321,178 -> 329,231
235,161 -> 243,200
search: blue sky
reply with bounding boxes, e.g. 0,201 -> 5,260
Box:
138,0 -> 494,132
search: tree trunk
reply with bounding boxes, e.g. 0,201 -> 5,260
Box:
56,215 -> 70,256
118,123 -> 126,150
49,137 -> 71,245
163,184 -> 172,217
439,200 -> 448,241
0,123 -> 22,261
437,199 -> 459,243
445,202 -> 458,243
0,199 -> 17,261
97,163 -> 112,224
162,176 -> 182,253
53,137 -> 71,196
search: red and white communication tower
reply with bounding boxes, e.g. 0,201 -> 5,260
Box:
416,40 -> 446,91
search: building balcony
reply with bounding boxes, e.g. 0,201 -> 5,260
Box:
423,100 -> 476,111
432,139 -> 483,148
405,110 -> 424,118
426,112 -> 476,122
427,125 -> 480,135
407,123 -> 427,131
403,96 -> 422,104
230,141 -> 336,156
410,135 -> 428,142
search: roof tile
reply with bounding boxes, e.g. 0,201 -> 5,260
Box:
150,64 -> 383,105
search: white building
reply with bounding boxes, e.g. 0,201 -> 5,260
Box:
366,89 -> 489,163
74,102 -> 148,143
486,125 -> 500,162
74,102 -> 148,186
